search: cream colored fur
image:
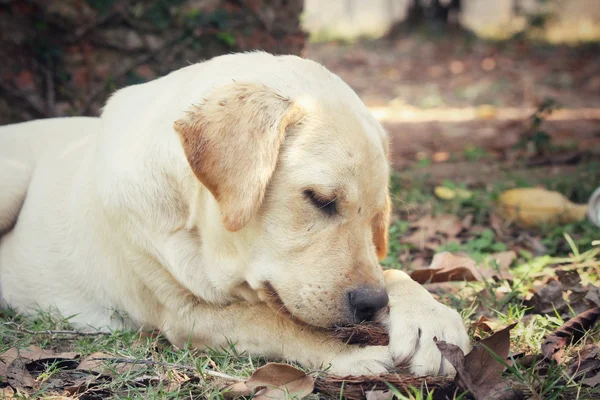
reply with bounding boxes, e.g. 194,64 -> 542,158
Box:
0,52 -> 469,376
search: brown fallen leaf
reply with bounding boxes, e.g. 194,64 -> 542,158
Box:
77,352 -> 145,375
485,251 -> 517,280
586,283 -> 600,307
1,386 -> 15,398
5,356 -> 37,391
365,389 -> 393,400
527,279 -> 565,315
0,348 -> 19,377
436,323 -> 522,400
461,214 -> 474,230
568,343 -> 600,387
471,316 -> 493,335
527,269 -> 595,317
514,233 -> 548,256
401,214 -> 464,249
541,306 -> 600,363
489,213 -> 505,237
410,252 -> 481,284
19,345 -> 79,370
1,346 -> 81,395
224,363 -> 314,399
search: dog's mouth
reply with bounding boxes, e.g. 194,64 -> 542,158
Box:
259,281 -> 319,329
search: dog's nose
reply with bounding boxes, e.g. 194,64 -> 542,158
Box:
348,286 -> 389,322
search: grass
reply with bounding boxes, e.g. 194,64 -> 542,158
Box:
1,159 -> 599,399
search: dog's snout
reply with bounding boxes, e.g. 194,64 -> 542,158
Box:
348,286 -> 389,322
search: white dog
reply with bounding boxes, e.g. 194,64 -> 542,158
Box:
0,52 -> 469,376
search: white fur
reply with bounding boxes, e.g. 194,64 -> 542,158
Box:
0,52 -> 469,376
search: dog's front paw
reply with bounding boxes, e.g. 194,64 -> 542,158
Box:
378,269 -> 470,377
327,345 -> 393,376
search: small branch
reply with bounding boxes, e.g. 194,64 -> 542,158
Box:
3,321 -> 112,336
90,357 -> 245,382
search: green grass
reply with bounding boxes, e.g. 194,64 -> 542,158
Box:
1,160 -> 599,399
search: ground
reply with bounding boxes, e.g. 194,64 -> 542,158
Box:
1,34 -> 600,399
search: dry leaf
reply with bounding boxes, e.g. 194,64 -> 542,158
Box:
568,344 -> 600,387
541,307 -> 600,363
489,213 -> 504,237
1,346 -> 81,394
5,357 -> 37,391
488,251 -> 516,270
527,279 -> 565,315
461,214 -> 474,230
477,251 -> 517,280
365,389 -> 393,400
1,386 -> 15,398
410,252 -> 481,284
224,363 -> 314,399
585,284 -> 600,307
19,345 -> 79,370
0,348 -> 19,377
77,352 -> 144,375
471,316 -> 493,334
402,215 -> 463,249
436,323 -> 522,400
528,270 -> 594,318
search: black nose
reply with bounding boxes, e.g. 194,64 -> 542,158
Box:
347,286 -> 389,322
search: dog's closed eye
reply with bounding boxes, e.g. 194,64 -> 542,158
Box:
304,189 -> 337,216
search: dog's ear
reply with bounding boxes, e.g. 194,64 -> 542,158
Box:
372,192 -> 391,261
174,82 -> 303,232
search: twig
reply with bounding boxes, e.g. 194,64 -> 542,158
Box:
3,321 -> 112,336
90,357 -> 245,382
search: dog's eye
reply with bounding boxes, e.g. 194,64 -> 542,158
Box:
304,189 -> 337,216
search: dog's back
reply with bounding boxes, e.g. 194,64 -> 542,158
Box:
0,117 -> 99,233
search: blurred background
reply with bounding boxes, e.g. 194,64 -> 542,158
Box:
1,5 -> 600,396
0,0 -> 599,202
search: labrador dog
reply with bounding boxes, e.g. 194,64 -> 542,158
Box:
0,52 -> 469,376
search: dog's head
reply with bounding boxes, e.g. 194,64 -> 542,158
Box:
174,78 -> 391,328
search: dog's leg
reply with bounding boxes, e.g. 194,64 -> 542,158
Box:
161,301 -> 392,376
377,269 -> 471,377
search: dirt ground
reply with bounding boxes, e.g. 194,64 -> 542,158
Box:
306,36 -> 600,174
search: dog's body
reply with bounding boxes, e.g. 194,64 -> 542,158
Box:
0,52 -> 469,376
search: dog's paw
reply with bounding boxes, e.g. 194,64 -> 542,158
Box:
327,345 -> 393,376
378,269 -> 471,377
